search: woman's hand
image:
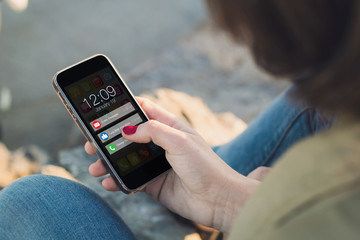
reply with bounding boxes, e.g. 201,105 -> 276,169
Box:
85,97 -> 261,233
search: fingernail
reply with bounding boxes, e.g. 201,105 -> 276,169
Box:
123,126 -> 138,135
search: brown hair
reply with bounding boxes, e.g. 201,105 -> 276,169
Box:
207,0 -> 360,116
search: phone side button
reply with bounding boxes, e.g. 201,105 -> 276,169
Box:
70,113 -> 77,121
64,104 -> 74,117
67,108 -> 78,122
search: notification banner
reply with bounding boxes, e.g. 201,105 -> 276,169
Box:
97,113 -> 142,143
90,102 -> 135,131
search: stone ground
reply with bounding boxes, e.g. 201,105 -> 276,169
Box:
0,1 -> 290,239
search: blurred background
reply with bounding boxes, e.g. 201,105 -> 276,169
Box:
0,1 -> 288,239
0,0 -> 206,158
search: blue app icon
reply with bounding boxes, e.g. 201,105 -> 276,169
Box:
100,132 -> 109,141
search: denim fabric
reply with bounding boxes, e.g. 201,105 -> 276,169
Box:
212,88 -> 333,175
0,175 -> 136,240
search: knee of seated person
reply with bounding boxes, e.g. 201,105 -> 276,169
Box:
0,175 -> 81,204
4,174 -> 77,190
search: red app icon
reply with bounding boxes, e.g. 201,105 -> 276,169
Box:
90,75 -> 104,88
92,121 -> 101,129
137,146 -> 152,160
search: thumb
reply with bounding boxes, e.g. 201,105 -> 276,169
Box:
122,120 -> 188,154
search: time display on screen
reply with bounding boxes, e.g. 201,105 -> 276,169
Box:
82,86 -> 117,108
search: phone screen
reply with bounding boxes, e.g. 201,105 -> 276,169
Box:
55,55 -> 170,191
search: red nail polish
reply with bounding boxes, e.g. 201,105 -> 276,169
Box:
123,126 -> 138,135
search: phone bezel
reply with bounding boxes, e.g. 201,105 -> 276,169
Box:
52,54 -> 171,194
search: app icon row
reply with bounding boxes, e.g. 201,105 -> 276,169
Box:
68,70 -> 115,99
115,142 -> 162,173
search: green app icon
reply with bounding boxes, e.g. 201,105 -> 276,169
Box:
108,144 -> 116,153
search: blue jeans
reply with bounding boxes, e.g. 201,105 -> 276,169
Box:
0,88 -> 333,239
213,88 -> 333,175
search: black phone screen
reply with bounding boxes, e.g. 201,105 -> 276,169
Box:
56,55 -> 170,190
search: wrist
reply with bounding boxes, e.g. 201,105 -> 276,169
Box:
212,171 -> 260,233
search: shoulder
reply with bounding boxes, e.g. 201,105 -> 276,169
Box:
229,118 -> 360,240
267,184 -> 360,240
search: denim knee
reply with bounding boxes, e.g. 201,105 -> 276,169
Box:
0,174 -> 82,203
0,175 -> 135,240
0,175 -> 85,222
2,174 -> 77,190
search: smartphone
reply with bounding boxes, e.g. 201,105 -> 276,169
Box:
52,54 -> 171,194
